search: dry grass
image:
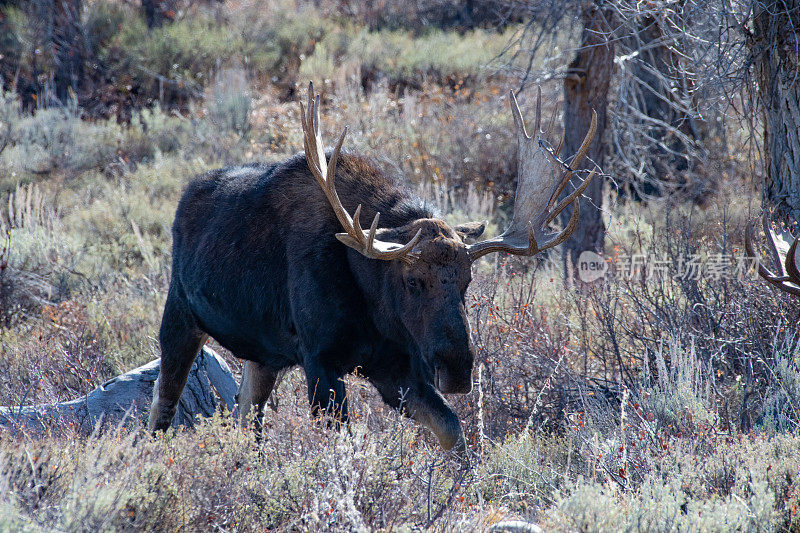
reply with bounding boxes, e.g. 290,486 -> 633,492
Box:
1,2 -> 799,531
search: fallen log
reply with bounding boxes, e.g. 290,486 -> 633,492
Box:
0,346 -> 237,434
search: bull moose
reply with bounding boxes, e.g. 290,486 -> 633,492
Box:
148,84 -> 597,449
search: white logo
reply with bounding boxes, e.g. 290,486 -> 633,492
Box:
577,251 -> 607,282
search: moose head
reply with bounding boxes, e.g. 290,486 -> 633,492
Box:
300,83 -> 597,400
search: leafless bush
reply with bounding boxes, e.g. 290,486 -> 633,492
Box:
452,192 -> 798,472
0,183 -> 59,325
334,0 -> 523,32
500,0 -> 778,206
205,68 -> 251,140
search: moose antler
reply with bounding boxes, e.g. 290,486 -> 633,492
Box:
467,88 -> 597,261
744,211 -> 800,297
300,83 -> 422,264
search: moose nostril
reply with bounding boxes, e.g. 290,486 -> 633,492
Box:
434,365 -> 441,385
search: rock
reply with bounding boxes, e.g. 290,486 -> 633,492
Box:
0,346 -> 237,433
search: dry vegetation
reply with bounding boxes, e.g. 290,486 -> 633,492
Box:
1,0 -> 799,531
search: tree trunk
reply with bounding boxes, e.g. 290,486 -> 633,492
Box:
53,0 -> 84,103
626,9 -> 705,198
142,0 -> 175,29
753,0 -> 800,224
560,0 -> 614,267
460,0 -> 475,29
0,347 -> 237,434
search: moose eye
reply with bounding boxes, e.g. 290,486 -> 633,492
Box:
407,277 -> 420,290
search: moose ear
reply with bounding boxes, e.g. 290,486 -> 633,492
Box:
454,220 -> 487,240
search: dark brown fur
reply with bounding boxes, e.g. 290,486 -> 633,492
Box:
148,152 -> 484,449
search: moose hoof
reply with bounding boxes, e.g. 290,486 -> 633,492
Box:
436,423 -> 465,452
147,404 -> 176,433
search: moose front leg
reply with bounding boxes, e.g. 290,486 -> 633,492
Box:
304,357 -> 349,425
371,376 -> 464,451
406,384 -> 465,451
237,360 -> 278,433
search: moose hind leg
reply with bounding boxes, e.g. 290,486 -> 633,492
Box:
237,360 -> 278,432
148,293 -> 207,432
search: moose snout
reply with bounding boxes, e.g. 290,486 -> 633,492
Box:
433,351 -> 474,395
434,363 -> 473,394
428,323 -> 475,394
